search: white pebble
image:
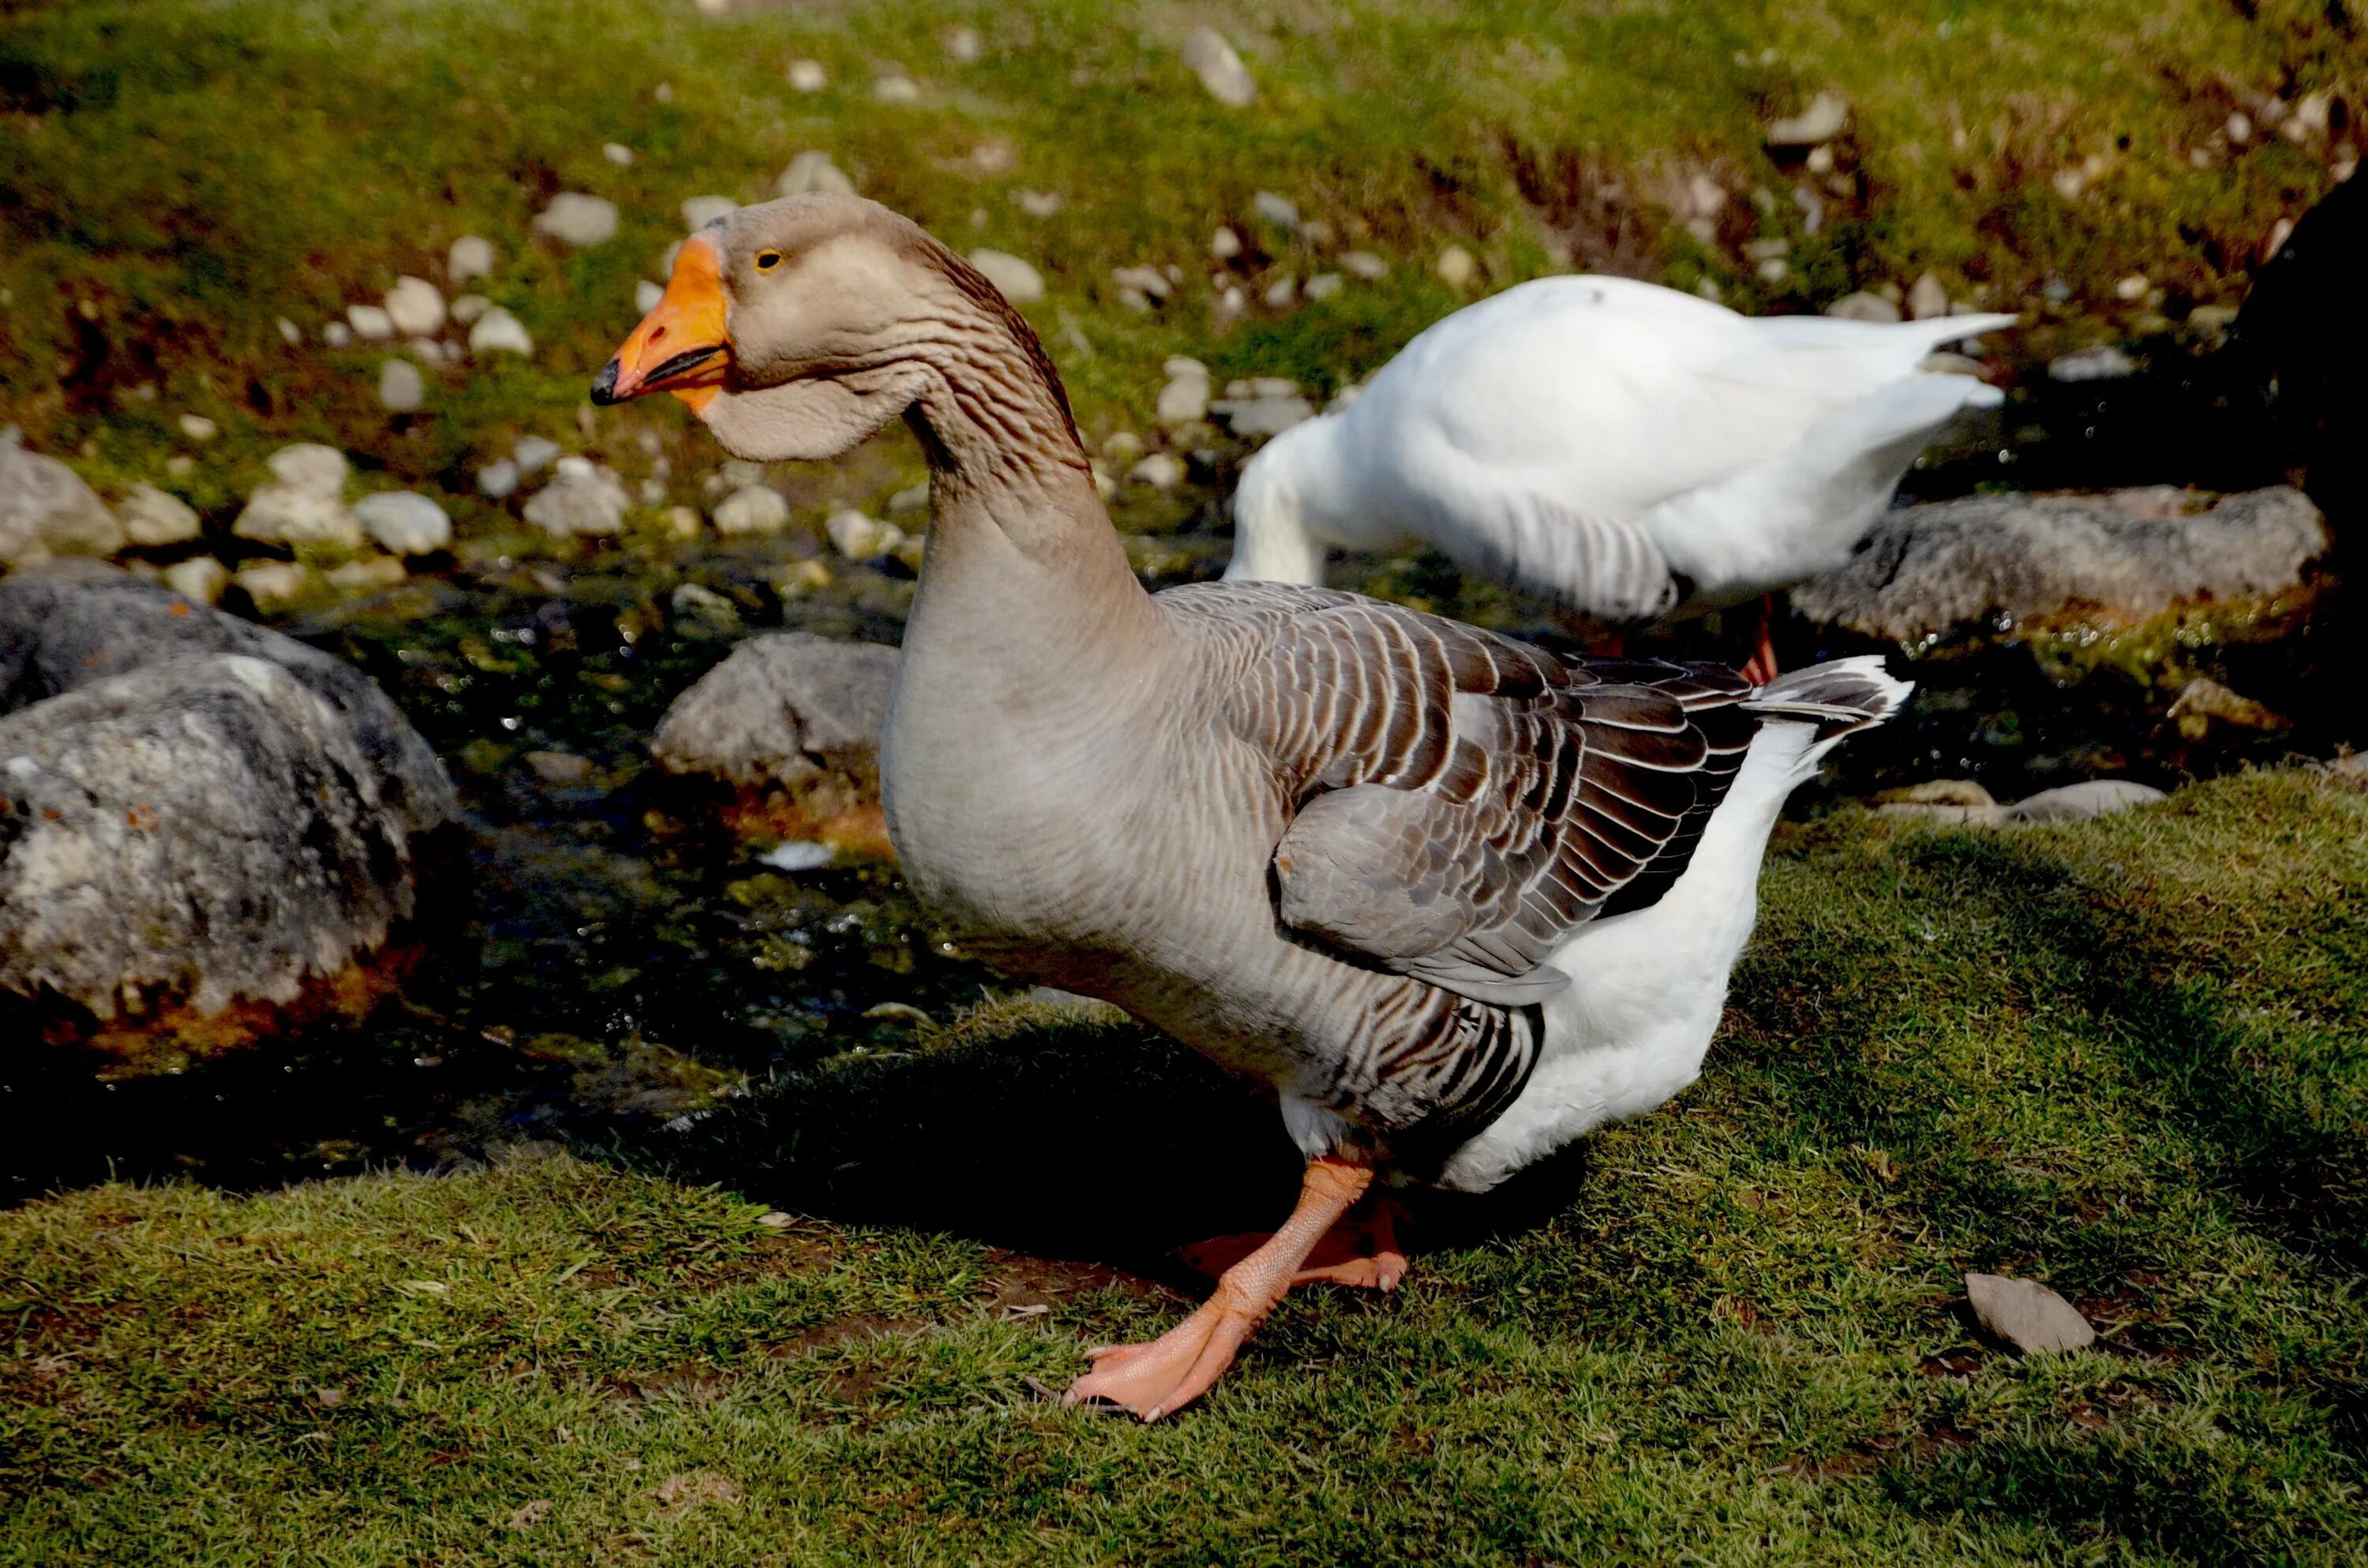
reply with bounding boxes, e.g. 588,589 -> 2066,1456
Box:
347,304 -> 395,341
384,275 -> 446,337
787,59 -> 827,92
681,195 -> 738,231
534,193 -> 620,248
967,249 -> 1045,305
602,142 -> 635,167
713,485 -> 792,536
448,234 -> 496,283
178,414 -> 219,443
468,307 -> 534,357
1435,245 -> 1478,289
777,150 -> 855,197
636,279 -> 665,313
378,358 -> 425,412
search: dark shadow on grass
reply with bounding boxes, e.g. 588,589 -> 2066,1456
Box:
633,1002 -> 1606,1267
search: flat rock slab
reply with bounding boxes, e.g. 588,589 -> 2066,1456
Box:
1967,1272 -> 2097,1354
0,565 -> 459,1061
1794,486 -> 2330,642
651,632 -> 899,852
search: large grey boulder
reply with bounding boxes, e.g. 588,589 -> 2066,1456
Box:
0,428 -> 125,564
0,566 -> 459,1053
650,632 -> 898,851
1793,486 -> 2331,642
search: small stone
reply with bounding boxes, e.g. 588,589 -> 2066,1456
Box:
681,195 -> 738,231
2186,305 -> 2239,346
1157,376 -> 1210,428
826,507 -> 897,559
534,193 -> 620,248
1252,190 -> 1299,229
478,459 -> 521,500
377,358 -> 425,413
119,484 -> 204,547
659,504 -> 703,539
384,276 -> 446,336
1304,272 -> 1343,301
1805,144 -> 1836,174
162,556 -> 230,605
1299,219 -> 1335,248
407,338 -> 446,365
449,294 -> 490,325
1435,245 -> 1478,289
165,455 -> 195,478
1111,264 -> 1172,301
1827,291 -> 1901,323
1209,392 -> 1316,440
234,561 -> 317,611
967,249 -> 1045,305
713,485 -> 792,537
886,481 -> 931,515
267,443 -> 349,498
522,458 -> 630,538
2005,780 -> 2168,823
1129,453 -> 1186,490
1013,189 -> 1062,218
777,150 -> 856,197
1210,226 -> 1242,260
469,308 -> 534,357
1766,91 -> 1849,146
2227,111 -> 2253,145
322,321 -> 354,349
635,279 -> 665,313
873,73 -> 921,105
275,317 -> 303,346
1966,1274 -> 2096,1355
347,305 -> 395,341
1181,25 -> 1255,107
943,24 -> 983,62
324,556 -> 408,593
525,750 -> 595,784
787,59 -> 828,92
176,414 -> 219,444
1875,779 -> 1996,809
2114,273 -> 2150,301
448,235 -> 496,284
2048,346 -> 2137,383
1263,275 -> 1298,308
2168,677 -> 2285,735
511,436 -> 562,475
1907,272 -> 1950,320
1337,250 -> 1388,281
353,491 -> 452,556
602,141 -> 635,167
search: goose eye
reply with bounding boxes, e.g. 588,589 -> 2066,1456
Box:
755,250 -> 784,272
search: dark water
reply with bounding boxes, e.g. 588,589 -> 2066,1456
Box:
3,369 -> 2356,1205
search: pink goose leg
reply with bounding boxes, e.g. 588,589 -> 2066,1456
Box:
1064,1157 -> 1373,1421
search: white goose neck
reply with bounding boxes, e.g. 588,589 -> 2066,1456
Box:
1224,421 -> 1335,586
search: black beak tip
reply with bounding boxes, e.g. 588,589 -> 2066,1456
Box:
588,358 -> 622,406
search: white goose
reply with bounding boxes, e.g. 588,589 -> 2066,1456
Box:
1227,275 -> 2018,677
596,196 -> 1911,1421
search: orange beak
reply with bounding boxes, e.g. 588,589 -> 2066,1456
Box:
590,234 -> 731,411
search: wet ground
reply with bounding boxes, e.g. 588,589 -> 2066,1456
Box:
3,367 -> 2357,1205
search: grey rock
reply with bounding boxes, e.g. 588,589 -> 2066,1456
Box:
234,561 -> 317,610
448,293 -> 490,324
521,458 -> 628,537
1338,250 -> 1389,281
512,435 -> 563,474
786,58 -> 827,92
1966,1273 -> 2096,1354
967,249 -> 1045,305
467,307 -> 534,357
322,321 -> 354,348
1,429 -> 124,563
119,485 -> 204,548
0,567 -> 459,1030
384,276 -> 446,337
1210,394 -> 1317,440
712,485 -> 791,537
777,150 -> 856,197
477,458 -> 522,500
346,304 -> 395,341
178,414 -> 219,443
352,492 -> 452,556
161,556 -> 229,606
669,582 -> 741,628
1766,91 -> 1849,146
2049,346 -> 2138,383
534,193 -> 619,248
681,195 -> 738,231
1793,486 -> 2331,642
377,357 -> 425,413
1908,271 -> 1951,320
2005,780 -> 2167,823
1827,291 -> 1902,323
1252,190 -> 1299,229
650,631 -> 899,819
1182,25 -> 1256,107
447,234 -> 496,284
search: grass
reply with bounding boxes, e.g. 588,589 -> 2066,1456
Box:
1,0 -> 2360,540
6,765 -> 2363,1565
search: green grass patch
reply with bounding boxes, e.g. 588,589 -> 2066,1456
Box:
6,767 -> 2362,1564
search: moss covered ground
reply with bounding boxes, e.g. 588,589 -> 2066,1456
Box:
6,768 -> 2363,1565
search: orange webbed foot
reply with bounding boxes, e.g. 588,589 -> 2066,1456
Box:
1062,1284 -> 1261,1422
